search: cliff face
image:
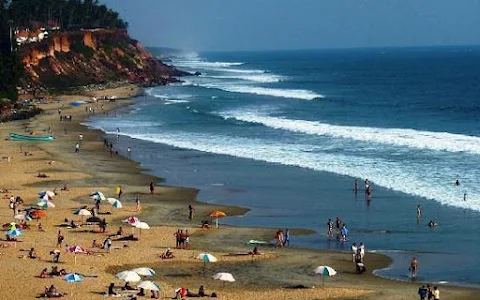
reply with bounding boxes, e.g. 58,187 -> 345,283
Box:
19,29 -> 186,89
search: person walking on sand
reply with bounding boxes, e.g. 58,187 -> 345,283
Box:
410,256 -> 418,278
75,143 -> 80,153
149,181 -> 155,195
418,285 -> 428,300
135,196 -> 141,212
433,286 -> 440,300
116,185 -> 123,200
188,205 -> 194,222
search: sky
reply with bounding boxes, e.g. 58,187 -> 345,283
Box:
101,0 -> 480,51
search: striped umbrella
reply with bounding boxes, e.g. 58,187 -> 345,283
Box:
37,201 -> 55,208
64,273 -> 83,283
108,199 -> 122,209
137,280 -> 160,291
116,271 -> 141,282
131,268 -> 156,277
314,266 -> 337,286
90,191 -> 106,201
39,191 -> 55,198
196,252 -> 217,263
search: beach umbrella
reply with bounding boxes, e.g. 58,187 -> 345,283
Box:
75,209 -> 92,222
90,191 -> 106,201
7,229 -> 22,237
64,273 -> 83,283
107,198 -> 119,204
29,210 -> 46,219
68,245 -> 88,264
40,194 -> 53,201
116,270 -> 141,282
196,252 -> 217,263
314,266 -> 337,286
124,216 -> 140,226
135,222 -> 150,230
131,268 -> 156,277
37,201 -> 55,208
109,199 -> 122,209
212,272 -> 235,286
137,280 -> 160,291
209,211 -> 226,228
39,191 -> 55,198
14,214 -> 26,221
5,222 -> 18,231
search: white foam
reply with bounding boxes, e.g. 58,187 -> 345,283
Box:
171,60 -> 245,68
220,110 -> 480,154
164,100 -> 190,105
95,129 -> 480,212
203,74 -> 284,83
188,83 -> 323,100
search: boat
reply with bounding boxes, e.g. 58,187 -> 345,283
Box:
10,133 -> 55,141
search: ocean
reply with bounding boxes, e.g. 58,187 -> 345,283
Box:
87,47 -> 480,286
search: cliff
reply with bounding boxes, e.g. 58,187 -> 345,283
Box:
18,29 -> 186,90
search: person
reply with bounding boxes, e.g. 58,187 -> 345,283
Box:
29,247 -> 38,259
284,228 -> 290,247
327,218 -> 334,238
57,234 -> 64,248
127,147 -> 131,158
364,178 -> 369,189
151,290 -> 159,299
354,179 -> 358,194
433,286 -> 440,300
410,256 -> 418,278
135,196 -> 141,211
149,181 -> 155,195
340,224 -> 348,242
117,186 -> 123,200
103,236 -> 112,252
137,288 -> 146,296
188,205 -> 194,222
427,285 -> 434,300
335,217 -> 342,229
198,286 -> 206,297
52,251 -> 60,263
355,250 -> 366,274
418,285 -> 428,300
455,179 -> 460,186
39,268 -> 50,278
100,218 -> 107,233
428,220 -> 438,228
174,229 -> 181,249
416,205 -> 422,220
107,283 -> 117,296
161,248 -> 174,259
116,226 -> 124,236
37,222 -> 44,231
75,143 -> 80,153
464,192 -> 467,201
359,242 -> 365,260
351,243 -> 358,262
184,230 -> 190,249
92,239 -> 102,248
123,282 -> 136,291
248,246 -> 260,255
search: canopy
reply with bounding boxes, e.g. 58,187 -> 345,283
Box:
196,252 -> 217,263
209,211 -> 226,218
212,272 -> 235,282
116,271 -> 141,282
137,281 -> 160,291
64,273 -> 83,282
314,266 -> 337,277
131,267 -> 156,276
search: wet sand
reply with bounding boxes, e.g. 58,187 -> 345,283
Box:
0,84 -> 476,299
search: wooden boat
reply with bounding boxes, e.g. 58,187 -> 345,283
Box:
10,133 -> 55,141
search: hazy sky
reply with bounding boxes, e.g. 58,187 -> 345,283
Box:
101,0 -> 480,51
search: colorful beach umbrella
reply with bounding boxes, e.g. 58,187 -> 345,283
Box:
40,194 -> 53,201
29,210 -> 47,219
209,211 -> 226,228
64,273 -> 83,283
39,191 -> 55,198
68,245 -> 87,254
5,222 -> 18,231
116,271 -> 141,282
7,229 -> 23,237
212,272 -> 235,283
137,280 -> 160,291
131,268 -> 156,277
37,201 -> 55,208
196,252 -> 217,263
124,216 -> 140,226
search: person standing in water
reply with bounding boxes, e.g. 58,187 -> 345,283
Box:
327,219 -> 334,238
464,192 -> 467,201
455,179 -> 460,186
354,179 -> 358,195
416,205 -> 422,221
410,256 -> 418,278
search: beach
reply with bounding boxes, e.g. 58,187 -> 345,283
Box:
0,84 -> 477,300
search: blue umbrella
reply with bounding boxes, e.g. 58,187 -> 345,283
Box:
7,229 -> 22,237
64,273 -> 83,283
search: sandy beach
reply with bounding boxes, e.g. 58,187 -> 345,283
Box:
0,84 -> 477,300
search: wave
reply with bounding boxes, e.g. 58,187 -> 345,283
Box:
202,74 -> 284,83
92,128 -> 480,212
186,82 -> 323,100
164,100 -> 190,105
170,60 -> 245,69
220,110 -> 480,154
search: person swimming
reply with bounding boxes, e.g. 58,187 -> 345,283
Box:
456,179 -> 460,186
428,220 -> 438,228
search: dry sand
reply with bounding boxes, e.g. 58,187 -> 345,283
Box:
0,84 -> 476,299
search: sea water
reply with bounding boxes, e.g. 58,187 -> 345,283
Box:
87,47 -> 480,286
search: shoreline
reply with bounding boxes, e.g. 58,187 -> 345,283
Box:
0,83 -> 476,299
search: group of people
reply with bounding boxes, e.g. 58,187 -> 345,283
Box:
418,284 -> 440,300
274,229 -> 290,247
327,217 -> 348,242
174,229 -> 190,249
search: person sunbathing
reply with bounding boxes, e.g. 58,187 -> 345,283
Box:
39,268 -> 51,278
92,239 -> 103,248
161,248 -> 175,259
122,282 -> 137,291
37,173 -> 49,178
116,226 -> 124,236
248,246 -> 262,255
113,234 -> 138,241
